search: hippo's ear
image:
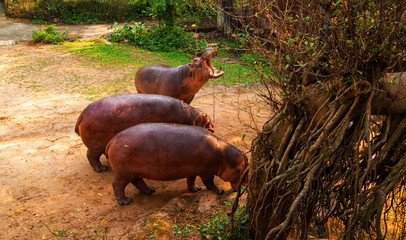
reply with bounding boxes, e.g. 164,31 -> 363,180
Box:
188,58 -> 199,69
203,114 -> 214,132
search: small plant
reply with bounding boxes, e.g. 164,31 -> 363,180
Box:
172,224 -> 193,236
199,201 -> 250,240
32,25 -> 68,44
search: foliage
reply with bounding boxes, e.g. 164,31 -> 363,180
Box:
199,201 -> 250,240
5,0 -> 215,25
142,0 -> 216,27
108,22 -> 147,45
32,24 -> 67,44
5,0 -> 148,24
109,22 -> 194,52
143,25 -> 195,52
235,0 -> 406,239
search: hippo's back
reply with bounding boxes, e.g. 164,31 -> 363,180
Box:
135,65 -> 189,97
107,123 -> 221,180
75,94 -> 193,152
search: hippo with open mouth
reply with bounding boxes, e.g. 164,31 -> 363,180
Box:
134,48 -> 224,104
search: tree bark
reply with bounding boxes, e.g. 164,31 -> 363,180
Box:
372,72 -> 406,115
217,0 -> 233,35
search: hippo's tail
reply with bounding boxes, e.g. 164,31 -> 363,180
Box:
105,139 -> 113,159
74,111 -> 84,136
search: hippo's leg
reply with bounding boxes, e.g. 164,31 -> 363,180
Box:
184,95 -> 195,104
112,176 -> 132,205
86,149 -> 108,172
131,178 -> 156,195
187,176 -> 201,192
201,175 -> 224,195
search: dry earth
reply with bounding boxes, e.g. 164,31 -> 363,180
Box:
0,43 -> 271,239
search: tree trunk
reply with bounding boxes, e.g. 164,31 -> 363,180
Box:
217,0 -> 233,35
373,73 -> 406,115
248,74 -> 406,239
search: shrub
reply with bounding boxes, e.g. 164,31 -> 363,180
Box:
109,23 -> 194,52
142,25 -> 194,52
32,25 -> 67,44
108,22 -> 147,45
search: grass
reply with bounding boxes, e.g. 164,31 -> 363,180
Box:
83,75 -> 134,100
60,40 -> 149,67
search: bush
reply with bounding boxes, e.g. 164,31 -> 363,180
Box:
143,25 -> 194,52
108,22 -> 147,45
32,24 -> 67,44
109,23 -> 194,52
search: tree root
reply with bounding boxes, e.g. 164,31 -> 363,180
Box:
247,88 -> 405,239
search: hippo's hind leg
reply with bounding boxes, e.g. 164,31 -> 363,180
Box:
187,176 -> 202,192
112,176 -> 132,205
131,178 -> 156,195
86,149 -> 108,172
201,175 -> 224,195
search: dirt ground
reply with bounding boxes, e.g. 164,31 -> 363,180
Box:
0,43 -> 270,239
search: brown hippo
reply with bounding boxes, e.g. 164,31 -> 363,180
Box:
106,123 -> 248,206
134,48 -> 224,104
75,94 -> 214,173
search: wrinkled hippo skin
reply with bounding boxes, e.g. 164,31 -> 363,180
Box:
75,94 -> 214,172
135,48 -> 224,104
106,123 -> 248,206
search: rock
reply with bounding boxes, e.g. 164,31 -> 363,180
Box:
197,191 -> 219,213
163,197 -> 188,211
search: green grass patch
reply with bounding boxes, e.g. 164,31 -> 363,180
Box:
60,41 -> 140,66
212,59 -> 257,86
155,51 -> 191,66
83,75 -> 134,101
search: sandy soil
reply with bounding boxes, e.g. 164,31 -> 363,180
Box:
0,43 -> 271,239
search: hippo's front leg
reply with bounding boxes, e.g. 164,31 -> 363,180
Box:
131,178 -> 156,195
201,175 -> 224,195
86,149 -> 108,172
112,177 -> 132,205
187,176 -> 202,192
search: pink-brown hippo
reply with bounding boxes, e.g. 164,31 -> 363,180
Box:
75,94 -> 214,173
106,123 -> 248,205
134,48 -> 224,104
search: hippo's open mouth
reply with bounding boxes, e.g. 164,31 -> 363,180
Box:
200,48 -> 225,79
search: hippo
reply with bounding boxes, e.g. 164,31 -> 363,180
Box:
75,94 -> 214,173
134,48 -> 224,104
106,123 -> 248,206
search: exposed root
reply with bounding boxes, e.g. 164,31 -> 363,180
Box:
247,86 -> 406,239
